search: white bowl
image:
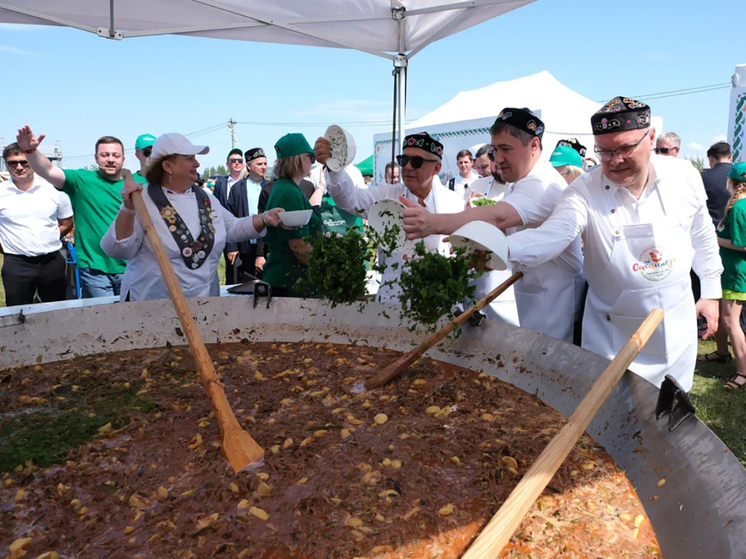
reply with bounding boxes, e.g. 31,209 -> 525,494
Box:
324,125 -> 357,172
279,209 -> 313,227
449,220 -> 509,271
367,198 -> 413,253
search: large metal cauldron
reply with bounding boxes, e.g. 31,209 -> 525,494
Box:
2,296 -> 745,557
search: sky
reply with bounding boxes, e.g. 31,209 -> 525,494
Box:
0,0 -> 742,171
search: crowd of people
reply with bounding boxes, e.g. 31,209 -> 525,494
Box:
1,95 -> 744,391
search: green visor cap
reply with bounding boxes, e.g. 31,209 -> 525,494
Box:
728,162 -> 746,181
549,145 -> 583,168
135,134 -> 156,150
275,133 -> 313,158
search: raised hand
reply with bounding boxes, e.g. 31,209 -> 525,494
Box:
120,169 -> 143,212
400,195 -> 435,239
314,137 -> 331,166
16,125 -> 46,152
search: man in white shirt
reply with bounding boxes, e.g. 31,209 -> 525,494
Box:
504,98 -> 720,390
0,143 -> 73,306
448,149 -> 479,200
402,108 -> 584,343
314,132 -> 465,303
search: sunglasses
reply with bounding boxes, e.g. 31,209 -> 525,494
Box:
142,147 -> 152,157
6,160 -> 29,168
396,154 -> 439,169
654,147 -> 678,154
229,158 -> 244,164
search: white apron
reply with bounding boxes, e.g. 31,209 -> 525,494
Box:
582,185 -> 697,391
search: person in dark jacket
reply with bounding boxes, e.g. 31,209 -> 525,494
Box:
702,141 -> 734,226
226,148 -> 270,280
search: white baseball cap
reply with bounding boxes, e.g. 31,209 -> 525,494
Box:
151,133 -> 209,158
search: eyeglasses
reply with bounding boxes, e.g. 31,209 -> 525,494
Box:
5,160 -> 29,168
594,130 -> 650,162
305,153 -> 316,164
229,158 -> 244,164
396,154 -> 439,169
142,147 -> 152,158
654,146 -> 678,154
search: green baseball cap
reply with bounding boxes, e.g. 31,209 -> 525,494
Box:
135,134 -> 156,150
274,133 -> 313,158
728,162 -> 746,181
549,145 -> 583,168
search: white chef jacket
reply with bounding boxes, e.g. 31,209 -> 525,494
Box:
0,178 -> 73,256
326,170 -> 465,302
101,186 -> 264,302
501,162 -> 585,342
506,155 -> 723,389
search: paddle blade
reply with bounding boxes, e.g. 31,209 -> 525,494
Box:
221,427 -> 265,473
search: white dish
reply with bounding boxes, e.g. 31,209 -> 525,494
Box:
449,220 -> 509,271
279,209 -> 313,227
324,125 -> 356,172
367,198 -> 413,253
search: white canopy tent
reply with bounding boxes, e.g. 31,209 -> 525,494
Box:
0,0 -> 536,157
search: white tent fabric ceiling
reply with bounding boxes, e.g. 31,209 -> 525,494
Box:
0,0 -> 535,60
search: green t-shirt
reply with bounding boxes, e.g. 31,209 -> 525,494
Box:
718,197 -> 746,293
262,178 -> 322,296
132,171 -> 148,184
63,168 -> 126,274
319,194 -> 364,235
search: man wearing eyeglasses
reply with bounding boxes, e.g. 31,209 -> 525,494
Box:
401,108 -> 584,343
482,98 -> 720,391
132,134 -> 156,184
655,132 -> 681,157
314,131 -> 465,303
0,143 -> 73,306
213,148 -> 245,209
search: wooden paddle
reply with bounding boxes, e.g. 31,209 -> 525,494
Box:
129,180 -> 264,473
462,307 -> 665,558
365,271 -> 523,390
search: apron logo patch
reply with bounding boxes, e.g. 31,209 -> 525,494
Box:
632,246 -> 674,281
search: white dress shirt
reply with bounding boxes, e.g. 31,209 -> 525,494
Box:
0,178 -> 73,256
101,186 -> 264,301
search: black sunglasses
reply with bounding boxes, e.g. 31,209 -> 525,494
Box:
654,147 -> 678,154
6,160 -> 29,168
305,153 -> 316,164
396,154 -> 439,169
229,158 -> 244,164
142,147 -> 152,157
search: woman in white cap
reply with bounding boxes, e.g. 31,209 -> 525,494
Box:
101,133 -> 285,301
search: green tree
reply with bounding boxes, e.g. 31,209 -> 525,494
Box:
216,164 -> 228,176
688,156 -> 705,172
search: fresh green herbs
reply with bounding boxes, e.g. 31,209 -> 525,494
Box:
295,229 -> 373,307
398,242 -> 482,331
471,196 -> 497,207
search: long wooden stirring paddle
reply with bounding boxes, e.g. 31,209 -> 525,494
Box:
365,271 -> 523,390
462,307 -> 665,558
129,179 -> 264,473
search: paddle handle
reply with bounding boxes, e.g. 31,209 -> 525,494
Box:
365,271 -> 522,390
462,308 -> 664,559
130,191 -> 242,435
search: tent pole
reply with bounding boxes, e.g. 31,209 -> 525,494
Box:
394,54 -> 408,157
391,64 -> 398,175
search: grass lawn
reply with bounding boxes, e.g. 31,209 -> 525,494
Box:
0,262 -> 742,466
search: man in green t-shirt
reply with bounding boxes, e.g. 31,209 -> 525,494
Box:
17,125 -> 127,298
132,133 -> 156,185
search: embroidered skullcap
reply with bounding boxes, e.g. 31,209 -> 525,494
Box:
591,97 -> 651,135
403,132 -> 444,159
556,138 -> 587,157
494,108 -> 545,140
728,162 -> 746,182
244,147 -> 266,162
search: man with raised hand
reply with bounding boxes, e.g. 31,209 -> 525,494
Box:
402,108 -> 584,343
0,142 -> 73,306
314,131 -> 465,303
17,125 -> 127,298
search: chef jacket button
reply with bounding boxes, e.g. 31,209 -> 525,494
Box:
614,230 -> 620,235
604,185 -> 610,190
611,208 -> 616,214
605,313 -> 611,321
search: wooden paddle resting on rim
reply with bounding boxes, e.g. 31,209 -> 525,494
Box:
130,184 -> 264,473
365,271 -> 523,390
462,307 -> 665,558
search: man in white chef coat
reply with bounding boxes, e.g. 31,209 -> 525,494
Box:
401,108 -> 585,343
314,132 -> 465,303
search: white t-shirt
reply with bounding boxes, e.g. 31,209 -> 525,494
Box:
0,179 -> 73,256
451,170 -> 479,200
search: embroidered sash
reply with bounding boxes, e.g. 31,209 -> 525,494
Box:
148,184 -> 216,269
